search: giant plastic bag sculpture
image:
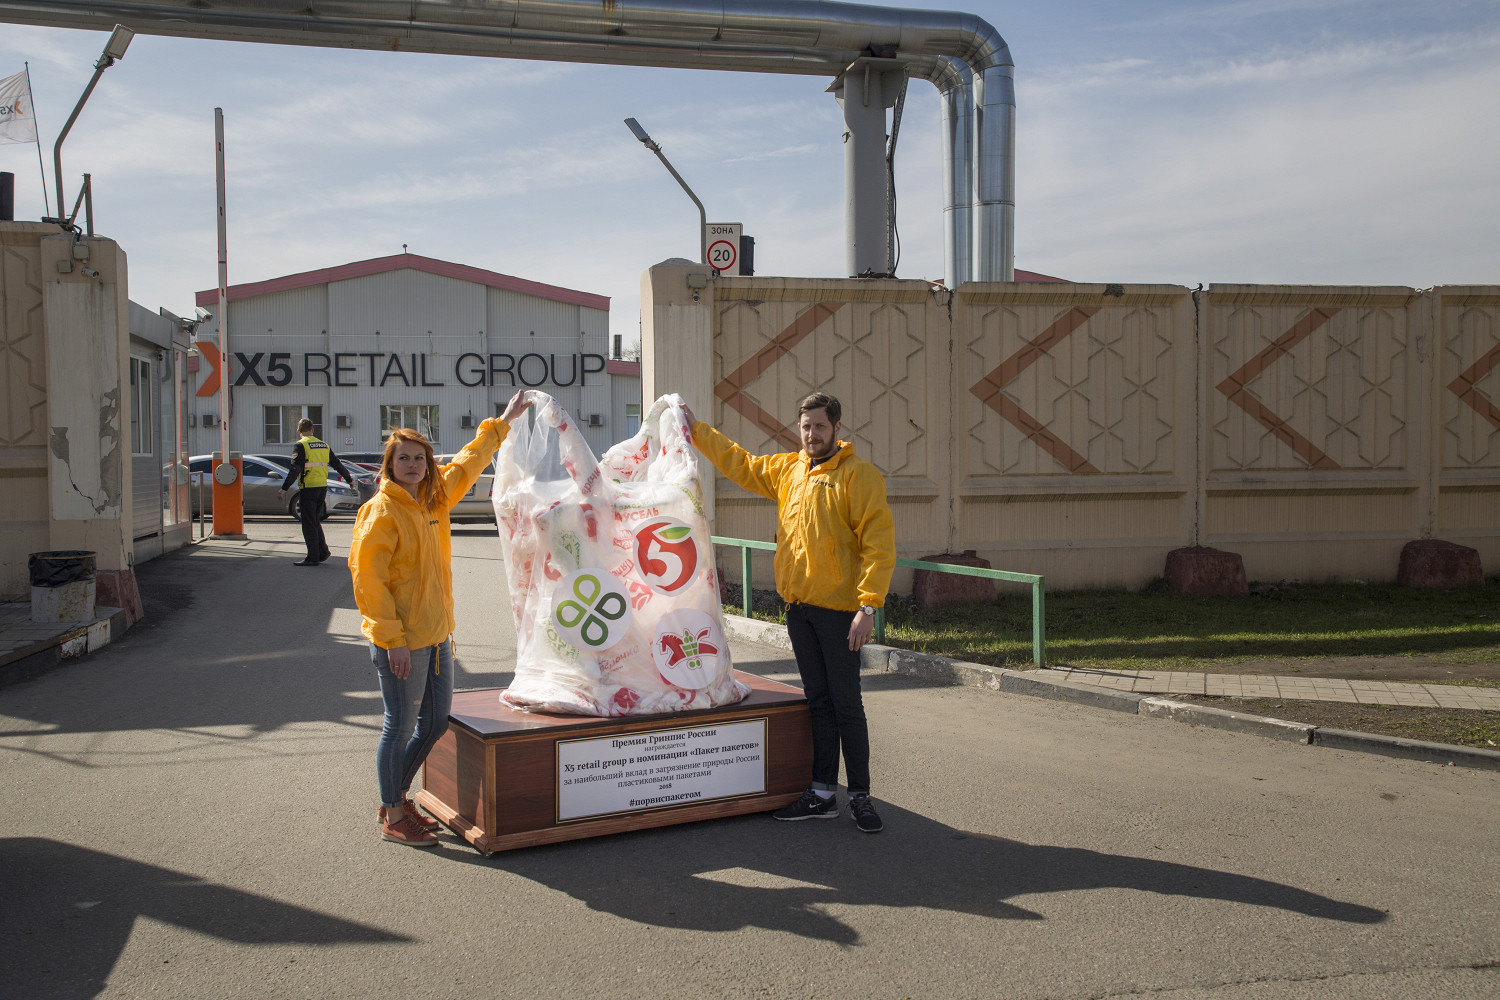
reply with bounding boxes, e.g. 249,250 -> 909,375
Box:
493,391 -> 749,716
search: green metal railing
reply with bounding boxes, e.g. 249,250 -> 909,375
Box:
711,535 -> 1046,668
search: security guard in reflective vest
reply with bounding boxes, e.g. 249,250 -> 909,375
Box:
278,418 -> 354,565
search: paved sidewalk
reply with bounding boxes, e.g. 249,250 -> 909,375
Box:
1039,666 -> 1500,711
0,601 -> 127,684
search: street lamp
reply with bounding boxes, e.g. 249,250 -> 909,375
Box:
624,118 -> 707,265
49,24 -> 134,226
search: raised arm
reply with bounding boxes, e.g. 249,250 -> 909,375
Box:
689,419 -> 784,501
439,391 -> 531,509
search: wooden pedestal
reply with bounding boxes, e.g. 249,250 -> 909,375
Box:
417,671 -> 811,854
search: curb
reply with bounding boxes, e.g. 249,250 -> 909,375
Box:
1313,728 -> 1500,769
1138,697 -> 1315,744
0,606 -> 128,689
721,613 -> 1500,770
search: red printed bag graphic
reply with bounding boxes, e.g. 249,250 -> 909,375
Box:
494,392 -> 748,717
634,517 -> 699,594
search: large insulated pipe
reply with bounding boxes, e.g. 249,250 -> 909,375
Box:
0,0 -> 1014,282
913,56 -> 973,287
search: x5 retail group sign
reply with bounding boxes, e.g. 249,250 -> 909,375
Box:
194,346 -> 607,397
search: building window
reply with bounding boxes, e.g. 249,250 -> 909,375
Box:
625,403 -> 641,437
380,404 -> 439,444
264,405 -> 323,445
129,357 -> 153,455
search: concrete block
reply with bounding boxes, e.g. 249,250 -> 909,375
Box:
96,569 -> 143,626
720,613 -> 792,652
912,551 -> 996,609
858,643 -> 894,674
86,619 -> 110,652
1397,539 -> 1483,590
888,648 -> 1003,690
1312,728 -> 1500,770
1139,697 -> 1314,743
997,671 -> 1145,713
1163,546 -> 1248,597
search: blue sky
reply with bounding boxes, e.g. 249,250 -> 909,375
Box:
2,1 -> 1496,346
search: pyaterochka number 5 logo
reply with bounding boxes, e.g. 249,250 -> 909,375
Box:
552,569 -> 633,651
634,517 -> 698,594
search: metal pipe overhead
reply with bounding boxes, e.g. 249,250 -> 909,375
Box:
1,0 -> 1014,282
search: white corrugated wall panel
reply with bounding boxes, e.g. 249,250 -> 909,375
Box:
233,285 -> 330,340
329,271 -> 487,453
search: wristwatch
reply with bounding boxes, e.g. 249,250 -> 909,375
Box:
858,605 -> 875,617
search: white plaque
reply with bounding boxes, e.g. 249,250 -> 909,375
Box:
556,718 -> 767,822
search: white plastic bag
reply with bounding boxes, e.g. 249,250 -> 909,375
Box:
493,391 -> 749,716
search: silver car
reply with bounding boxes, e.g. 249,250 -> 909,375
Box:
251,452 -> 378,506
188,455 -> 362,521
437,455 -> 496,521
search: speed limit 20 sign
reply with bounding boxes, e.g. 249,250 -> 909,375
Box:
705,222 -> 742,275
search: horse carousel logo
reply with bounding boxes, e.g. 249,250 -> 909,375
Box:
651,609 -> 724,689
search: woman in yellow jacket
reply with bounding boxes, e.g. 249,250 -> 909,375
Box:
350,391 -> 530,847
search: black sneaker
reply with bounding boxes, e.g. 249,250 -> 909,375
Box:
774,789 -> 839,821
848,794 -> 883,833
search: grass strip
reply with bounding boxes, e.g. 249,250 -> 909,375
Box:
724,578 -> 1500,674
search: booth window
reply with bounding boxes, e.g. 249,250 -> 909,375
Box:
129,357 -> 153,456
381,404 -> 439,444
626,403 -> 641,437
265,405 -> 323,445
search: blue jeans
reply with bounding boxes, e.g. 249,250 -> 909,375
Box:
372,638 -> 454,808
786,603 -> 871,797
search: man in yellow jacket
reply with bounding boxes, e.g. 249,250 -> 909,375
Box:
685,391 -> 895,832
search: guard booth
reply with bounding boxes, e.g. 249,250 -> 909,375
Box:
126,302 -> 194,564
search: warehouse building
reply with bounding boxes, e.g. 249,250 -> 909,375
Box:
186,253 -> 640,461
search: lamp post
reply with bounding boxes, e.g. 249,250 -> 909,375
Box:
50,24 -> 133,225
624,118 -> 707,265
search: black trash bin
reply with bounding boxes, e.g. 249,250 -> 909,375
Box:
29,550 -> 97,623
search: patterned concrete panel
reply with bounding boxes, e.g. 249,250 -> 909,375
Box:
1439,287 -> 1500,470
1206,287 -> 1419,473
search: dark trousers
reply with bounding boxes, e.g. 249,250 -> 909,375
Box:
786,602 -> 870,797
298,486 -> 330,562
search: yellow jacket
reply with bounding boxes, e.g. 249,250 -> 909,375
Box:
693,422 -> 896,611
349,418 -> 509,650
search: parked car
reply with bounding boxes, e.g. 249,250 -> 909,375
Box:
436,455 -> 497,521
187,455 -> 362,521
339,452 -> 390,470
250,452 -> 377,506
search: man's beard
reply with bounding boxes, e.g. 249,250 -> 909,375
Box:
805,438 -> 837,460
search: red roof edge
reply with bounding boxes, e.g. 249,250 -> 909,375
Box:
195,253 -> 610,311
606,359 -> 641,376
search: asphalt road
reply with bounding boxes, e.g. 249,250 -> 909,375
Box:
1,519 -> 1496,1000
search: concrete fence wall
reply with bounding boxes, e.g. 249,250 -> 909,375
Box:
642,263 -> 1500,592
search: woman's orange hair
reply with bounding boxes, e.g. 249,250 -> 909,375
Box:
379,428 -> 447,512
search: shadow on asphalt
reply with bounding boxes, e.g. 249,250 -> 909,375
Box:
0,837 -> 411,1000
437,806 -> 1387,946
0,539 -> 382,743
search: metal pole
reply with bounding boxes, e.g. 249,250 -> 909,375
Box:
651,147 -> 706,264
51,62 -> 107,221
1032,578 -> 1046,668
215,108 -> 230,465
625,120 -> 707,264
24,63 -> 51,214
